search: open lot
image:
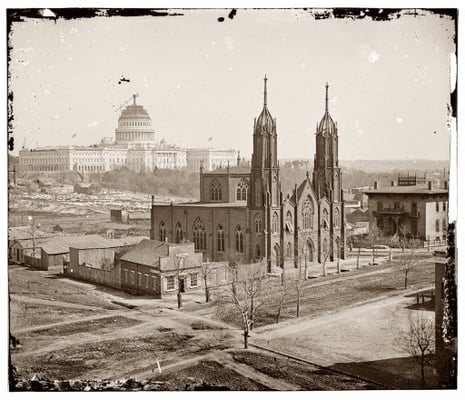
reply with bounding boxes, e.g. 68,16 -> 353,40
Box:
9,250 -> 439,389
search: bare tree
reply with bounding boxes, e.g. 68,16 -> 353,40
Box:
275,281 -> 291,324
368,225 -> 381,265
216,261 -> 267,349
321,249 -> 330,277
399,224 -> 409,252
398,245 -> 418,290
169,248 -> 193,309
297,236 -> 310,280
394,314 -> 434,388
294,274 -> 305,318
200,260 -> 215,303
356,237 -> 362,269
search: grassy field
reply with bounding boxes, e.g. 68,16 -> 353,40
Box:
207,255 -> 436,328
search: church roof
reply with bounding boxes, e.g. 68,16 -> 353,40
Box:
255,76 -> 275,134
317,83 -> 337,136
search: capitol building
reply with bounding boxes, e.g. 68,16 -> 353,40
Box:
19,95 -> 237,174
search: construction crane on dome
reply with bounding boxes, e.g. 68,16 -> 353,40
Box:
114,93 -> 139,113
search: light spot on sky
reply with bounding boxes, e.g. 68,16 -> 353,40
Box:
355,120 -> 364,135
44,89 -> 51,96
87,120 -> 100,128
119,47 -> 125,52
368,49 -> 380,63
223,36 -> 235,52
396,116 -> 403,124
15,59 -> 29,66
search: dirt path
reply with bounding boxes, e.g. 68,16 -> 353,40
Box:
130,349 -> 230,380
10,294 -> 115,312
13,309 -> 142,334
219,352 -> 301,390
253,286 -> 433,339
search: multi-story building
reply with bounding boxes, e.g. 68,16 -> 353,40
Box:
151,78 -> 346,268
364,179 -> 449,241
18,94 -> 187,173
186,148 -> 238,171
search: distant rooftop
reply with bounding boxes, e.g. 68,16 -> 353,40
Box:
165,201 -> 247,208
364,186 -> 448,195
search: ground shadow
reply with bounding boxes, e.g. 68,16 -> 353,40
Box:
329,354 -> 438,389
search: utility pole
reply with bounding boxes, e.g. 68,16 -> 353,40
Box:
176,253 -> 188,309
28,216 -> 40,258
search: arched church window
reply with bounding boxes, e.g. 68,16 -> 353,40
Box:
323,238 -> 328,257
322,209 -> 329,229
285,211 -> 294,233
286,242 -> 292,258
193,218 -> 206,251
334,208 -> 340,227
175,222 -> 182,244
272,212 -> 279,234
235,225 -> 244,253
302,196 -> 313,230
255,213 -> 262,234
256,245 -> 261,259
236,179 -> 249,201
217,225 -> 225,252
211,179 -> 222,201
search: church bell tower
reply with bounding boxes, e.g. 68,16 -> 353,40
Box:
313,83 -> 342,202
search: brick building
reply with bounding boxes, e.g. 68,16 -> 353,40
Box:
364,180 -> 448,241
150,78 -> 346,270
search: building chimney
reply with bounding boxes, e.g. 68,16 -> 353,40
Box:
374,181 -> 378,190
391,180 -> 395,187
428,181 -> 433,190
444,180 -> 448,190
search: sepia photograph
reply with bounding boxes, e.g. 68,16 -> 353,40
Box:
5,3 -> 458,393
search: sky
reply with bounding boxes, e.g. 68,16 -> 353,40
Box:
8,8 -> 455,160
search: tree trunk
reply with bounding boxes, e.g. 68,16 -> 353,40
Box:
205,287 -> 209,303
371,247 -> 375,265
404,271 -> 408,290
357,246 -> 361,269
243,328 -> 249,349
250,297 -> 254,331
296,294 -> 300,318
421,353 -> 425,388
304,262 -> 308,280
177,292 -> 182,309
276,307 -> 281,324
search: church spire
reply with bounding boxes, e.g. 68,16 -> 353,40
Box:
264,75 -> 268,106
325,82 -> 329,113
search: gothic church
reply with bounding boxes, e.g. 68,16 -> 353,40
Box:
151,77 -> 345,270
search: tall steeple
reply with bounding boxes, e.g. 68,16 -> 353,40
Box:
325,82 -> 329,113
313,82 -> 341,201
264,75 -> 268,106
250,76 -> 280,207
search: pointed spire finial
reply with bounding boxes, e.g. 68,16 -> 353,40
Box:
325,82 -> 329,113
264,75 -> 268,106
